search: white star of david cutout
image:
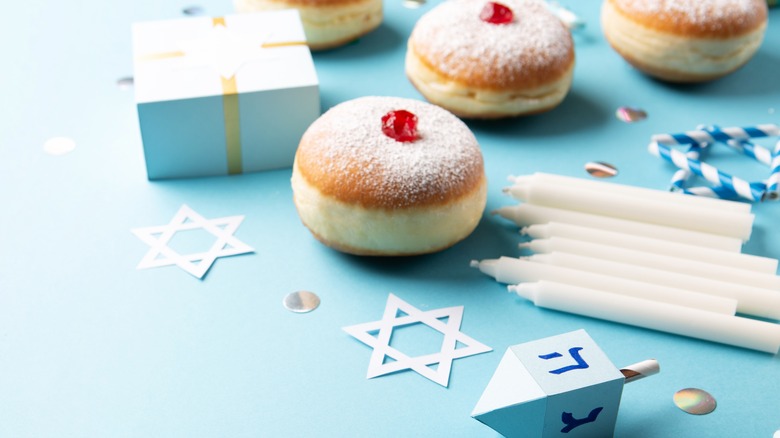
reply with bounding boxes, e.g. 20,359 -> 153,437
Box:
343,294 -> 492,387
131,204 -> 254,279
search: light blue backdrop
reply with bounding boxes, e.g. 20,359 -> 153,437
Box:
1,1 -> 779,437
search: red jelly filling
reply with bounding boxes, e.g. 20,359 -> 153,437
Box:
381,110 -> 419,142
479,2 -> 514,24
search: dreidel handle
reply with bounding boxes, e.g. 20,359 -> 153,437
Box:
620,359 -> 660,383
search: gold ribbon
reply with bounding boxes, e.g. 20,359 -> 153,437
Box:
212,17 -> 243,174
137,16 -> 306,175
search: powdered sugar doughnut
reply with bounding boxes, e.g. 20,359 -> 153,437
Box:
602,0 -> 768,82
291,96 -> 487,256
234,0 -> 382,51
405,0 -> 575,118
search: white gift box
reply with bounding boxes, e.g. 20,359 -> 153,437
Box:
132,11 -> 320,180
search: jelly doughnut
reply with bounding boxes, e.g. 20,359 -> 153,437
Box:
235,0 -> 382,51
602,0 -> 768,82
291,96 -> 487,255
405,0 -> 575,118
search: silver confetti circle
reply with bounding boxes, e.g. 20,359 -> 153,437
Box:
774,430 -> 780,438
673,388 -> 717,415
283,291 -> 321,313
43,137 -> 76,156
116,76 -> 134,90
585,161 -> 618,178
615,106 -> 648,123
182,5 -> 205,15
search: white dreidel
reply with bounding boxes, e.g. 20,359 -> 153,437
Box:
472,329 -> 659,438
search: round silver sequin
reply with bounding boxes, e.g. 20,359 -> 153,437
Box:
116,76 -> 134,90
182,5 -> 205,15
673,388 -> 717,415
402,0 -> 426,8
43,137 -> 76,156
615,106 -> 648,123
585,161 -> 618,178
774,430 -> 780,438
283,291 -> 321,313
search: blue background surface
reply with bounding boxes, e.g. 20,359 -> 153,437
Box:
1,1 -> 779,437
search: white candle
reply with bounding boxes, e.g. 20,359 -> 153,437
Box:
470,257 -> 737,315
522,222 -> 777,274
510,172 -> 752,214
520,237 -> 780,291
493,204 -> 743,253
527,252 -> 780,320
504,180 -> 754,241
510,280 -> 780,354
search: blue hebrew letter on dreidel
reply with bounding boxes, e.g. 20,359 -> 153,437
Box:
538,347 -> 590,374
513,329 -> 625,438
560,407 -> 603,433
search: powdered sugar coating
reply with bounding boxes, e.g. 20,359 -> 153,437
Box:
409,0 -> 573,89
609,0 -> 767,36
295,96 -> 485,209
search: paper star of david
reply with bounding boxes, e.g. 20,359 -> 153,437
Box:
343,294 -> 492,387
131,204 -> 254,279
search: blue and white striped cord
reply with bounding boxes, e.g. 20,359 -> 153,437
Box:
668,143 -> 741,199
725,138 -> 774,166
766,140 -> 780,200
681,185 -> 741,199
651,124 -> 780,146
669,143 -> 704,191
649,141 -> 765,202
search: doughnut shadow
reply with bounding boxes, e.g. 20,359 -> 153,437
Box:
641,50 -> 779,97
330,250 -> 471,285
465,90 -> 610,138
329,212 -> 519,283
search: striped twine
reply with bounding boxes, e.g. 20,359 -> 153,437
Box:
725,139 -> 774,166
668,143 -> 738,199
766,140 -> 780,200
649,142 -> 765,202
651,124 -> 780,146
651,124 -> 780,202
